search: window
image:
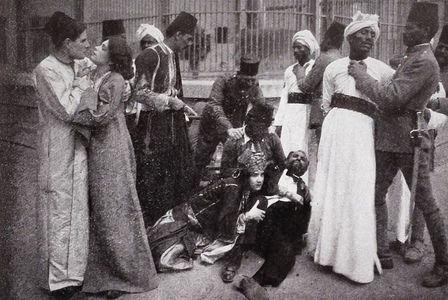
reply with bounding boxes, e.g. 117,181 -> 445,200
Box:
216,27 -> 228,44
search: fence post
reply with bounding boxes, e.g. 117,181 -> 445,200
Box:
75,0 -> 84,22
314,0 -> 322,43
160,0 -> 170,31
234,0 -> 241,68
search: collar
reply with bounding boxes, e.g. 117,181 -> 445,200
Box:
406,43 -> 431,55
51,53 -> 73,66
285,169 -> 302,183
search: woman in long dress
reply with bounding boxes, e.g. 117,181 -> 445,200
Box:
72,37 -> 158,297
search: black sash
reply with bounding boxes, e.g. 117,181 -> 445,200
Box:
331,93 -> 377,118
287,92 -> 312,104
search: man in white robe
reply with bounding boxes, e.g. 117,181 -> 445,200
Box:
309,11 -> 395,283
274,30 -> 319,184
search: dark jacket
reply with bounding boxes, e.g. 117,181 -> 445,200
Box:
298,49 -> 342,128
354,44 -> 439,153
199,75 -> 265,140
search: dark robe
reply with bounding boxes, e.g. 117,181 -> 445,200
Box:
134,44 -> 196,226
225,175 -> 311,287
147,177 -> 249,271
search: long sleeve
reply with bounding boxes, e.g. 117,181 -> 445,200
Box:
297,56 -> 327,94
271,133 -> 286,170
209,76 -> 233,133
274,70 -> 290,126
134,48 -> 171,112
354,54 -> 438,111
72,75 -> 125,127
34,66 -> 90,122
321,66 -> 335,113
220,139 -> 240,177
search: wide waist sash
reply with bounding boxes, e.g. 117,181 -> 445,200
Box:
331,93 -> 377,118
287,92 -> 312,104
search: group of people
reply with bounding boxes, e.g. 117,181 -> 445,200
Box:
32,1 -> 448,299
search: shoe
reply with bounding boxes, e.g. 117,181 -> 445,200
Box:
221,266 -> 238,283
379,256 -> 394,269
106,290 -> 125,299
422,265 -> 448,288
404,241 -> 424,264
50,286 -> 81,299
236,275 -> 269,300
389,240 -> 406,256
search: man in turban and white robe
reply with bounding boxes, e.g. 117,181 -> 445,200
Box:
308,12 -> 395,283
274,30 -> 319,184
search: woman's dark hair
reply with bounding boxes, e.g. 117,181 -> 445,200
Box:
44,11 -> 86,49
108,36 -> 134,80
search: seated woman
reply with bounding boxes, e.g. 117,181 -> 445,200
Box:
223,150 -> 312,290
147,151 -> 268,272
72,36 -> 158,298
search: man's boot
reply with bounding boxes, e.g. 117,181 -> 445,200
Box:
404,240 -> 424,263
377,203 -> 394,269
422,265 -> 448,288
421,210 -> 448,287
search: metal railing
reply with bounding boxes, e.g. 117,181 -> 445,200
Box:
16,0 -> 447,78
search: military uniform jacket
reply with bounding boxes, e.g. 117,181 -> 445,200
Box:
200,75 -> 265,139
355,44 -> 439,153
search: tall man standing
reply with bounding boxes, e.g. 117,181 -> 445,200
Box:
349,2 -> 448,287
134,11 -> 198,226
402,24 -> 448,264
274,30 -> 319,184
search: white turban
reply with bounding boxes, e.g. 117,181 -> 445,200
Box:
136,24 -> 164,43
292,30 -> 320,58
344,11 -> 380,42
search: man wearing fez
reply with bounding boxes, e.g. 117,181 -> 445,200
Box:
274,30 -> 319,185
349,2 -> 448,287
134,11 -> 198,226
194,55 -> 265,182
406,24 -> 448,264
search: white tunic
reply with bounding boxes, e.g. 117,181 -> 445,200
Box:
274,60 -> 314,184
309,57 -> 394,283
33,55 -> 90,290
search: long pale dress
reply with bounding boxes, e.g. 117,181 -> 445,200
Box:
33,55 -> 90,291
72,72 -> 159,293
309,57 -> 394,283
274,60 -> 314,184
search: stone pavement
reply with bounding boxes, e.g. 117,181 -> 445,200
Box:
2,90 -> 448,299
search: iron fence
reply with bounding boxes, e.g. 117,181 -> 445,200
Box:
15,0 -> 448,78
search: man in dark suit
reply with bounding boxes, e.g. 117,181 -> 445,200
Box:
348,2 -> 448,287
194,56 -> 265,182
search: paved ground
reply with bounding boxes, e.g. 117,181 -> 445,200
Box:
2,92 -> 448,299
